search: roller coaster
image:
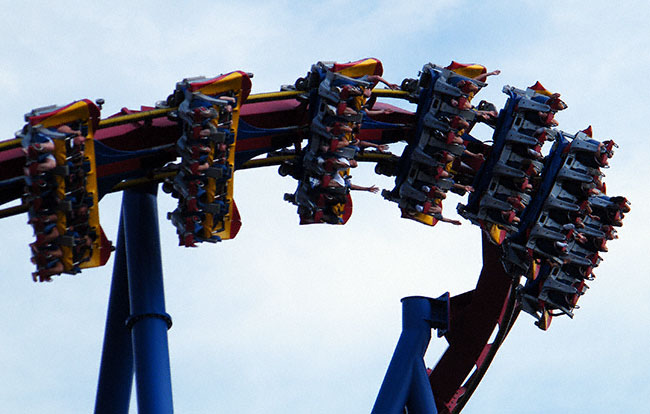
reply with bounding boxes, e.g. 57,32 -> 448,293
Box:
0,58 -> 630,414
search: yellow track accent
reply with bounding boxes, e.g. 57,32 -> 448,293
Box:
98,108 -> 173,129
38,101 -> 92,129
0,138 -> 21,151
489,223 -> 507,245
185,72 -> 248,242
25,100 -> 102,271
244,90 -> 303,103
410,211 -> 436,226
372,89 -> 410,99
82,127 -> 101,268
336,58 -> 381,78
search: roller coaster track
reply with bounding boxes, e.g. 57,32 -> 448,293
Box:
0,58 -> 629,413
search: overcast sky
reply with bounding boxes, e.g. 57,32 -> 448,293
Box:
1,1 -> 649,413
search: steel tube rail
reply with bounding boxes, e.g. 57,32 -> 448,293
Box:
94,213 -> 134,414
0,88 -> 411,151
372,295 -> 449,414
0,152 -> 400,219
122,184 -> 174,414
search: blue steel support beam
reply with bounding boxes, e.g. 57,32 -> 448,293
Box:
371,294 -> 449,414
122,184 -> 174,414
94,212 -> 134,414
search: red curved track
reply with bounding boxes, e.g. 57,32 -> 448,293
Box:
432,234 -> 520,413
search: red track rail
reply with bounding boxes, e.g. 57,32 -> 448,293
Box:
431,234 -> 521,413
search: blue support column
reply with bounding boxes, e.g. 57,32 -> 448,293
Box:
122,184 -> 174,414
371,294 -> 449,414
95,212 -> 134,414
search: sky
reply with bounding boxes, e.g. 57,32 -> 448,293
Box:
1,1 -> 649,413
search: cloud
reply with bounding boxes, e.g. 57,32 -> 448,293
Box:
1,1 -> 648,413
